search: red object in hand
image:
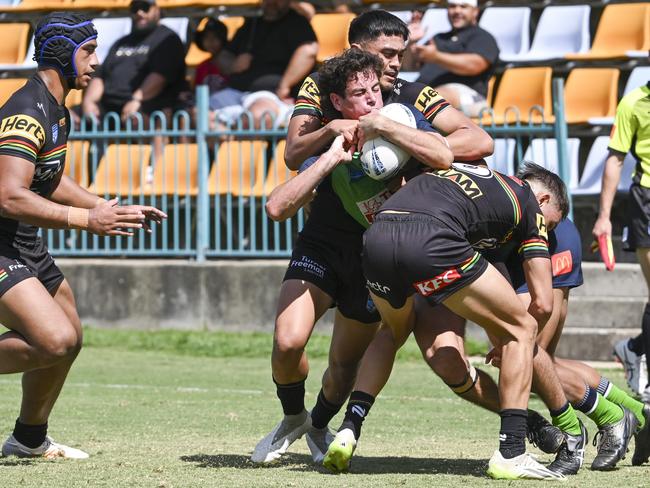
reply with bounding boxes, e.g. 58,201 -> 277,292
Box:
591,234 -> 615,271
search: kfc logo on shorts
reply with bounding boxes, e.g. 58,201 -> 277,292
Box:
413,268 -> 461,296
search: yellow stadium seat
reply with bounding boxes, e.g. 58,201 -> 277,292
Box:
17,0 -> 72,6
158,0 -> 259,7
486,75 -> 496,108
142,143 -> 199,196
564,68 -> 619,124
251,140 -> 296,197
483,67 -> 553,125
73,0 -> 129,7
88,144 -> 152,196
311,13 -> 355,63
0,23 -> 30,65
186,16 -> 244,68
0,78 -> 27,107
64,140 -> 90,188
566,3 -> 650,60
208,140 -> 267,196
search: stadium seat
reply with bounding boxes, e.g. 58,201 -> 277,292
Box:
416,8 -> 450,46
523,138 -> 580,190
65,140 -> 90,188
160,17 -> 189,44
566,3 -> 650,60
88,144 -> 152,196
623,67 -> 650,96
208,140 -> 267,196
484,138 -> 516,175
388,10 -> 412,24
251,140 -> 296,197
0,23 -> 29,65
573,136 -> 637,195
478,7 -> 530,62
564,68 -> 619,124
0,78 -> 27,106
186,16 -> 243,68
311,13 -> 355,63
483,67 -> 553,125
142,143 -> 199,196
507,5 -> 590,61
93,18 -> 130,65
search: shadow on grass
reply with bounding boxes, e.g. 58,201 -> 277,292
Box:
0,459 -> 37,467
181,453 -> 486,477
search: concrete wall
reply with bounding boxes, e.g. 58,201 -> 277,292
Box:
58,259 -> 646,360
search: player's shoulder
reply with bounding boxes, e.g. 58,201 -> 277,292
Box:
619,84 -> 650,110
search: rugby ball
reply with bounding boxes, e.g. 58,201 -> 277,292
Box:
360,103 -> 417,181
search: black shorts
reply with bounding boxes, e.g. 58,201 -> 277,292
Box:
623,184 -> 650,251
362,213 -> 488,308
283,233 -> 380,324
0,237 -> 64,298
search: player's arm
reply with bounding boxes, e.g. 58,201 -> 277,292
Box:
266,135 -> 352,221
592,151 -> 625,239
521,257 -> 553,327
49,174 -> 104,208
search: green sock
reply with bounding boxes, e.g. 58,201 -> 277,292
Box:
588,393 -> 624,428
605,383 -> 645,428
551,403 -> 582,436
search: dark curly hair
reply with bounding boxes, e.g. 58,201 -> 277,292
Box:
318,48 -> 383,117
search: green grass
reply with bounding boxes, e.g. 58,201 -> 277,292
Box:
0,328 -> 647,487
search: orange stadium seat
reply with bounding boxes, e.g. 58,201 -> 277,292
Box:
64,140 -> 90,188
186,16 -> 244,68
88,144 -> 152,196
564,68 -> 619,124
311,12 -> 355,63
483,67 -> 553,125
142,143 -> 199,196
0,23 -> 30,65
208,140 -> 267,196
251,139 -> 296,197
73,0 -> 129,7
566,3 -> 650,60
158,0 -> 259,7
0,78 -> 27,107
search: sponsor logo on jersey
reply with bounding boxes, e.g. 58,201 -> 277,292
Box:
552,250 -> 573,277
414,86 -> 439,113
8,262 -> 26,272
536,213 -> 548,240
452,162 -> 492,178
413,268 -> 461,296
356,190 -> 392,224
431,167 -> 483,199
0,114 -> 45,146
366,296 -> 376,313
37,102 -> 46,117
59,117 -> 66,127
51,123 -> 58,143
366,279 -> 390,294
297,76 -> 320,102
33,160 -> 62,182
289,256 -> 326,279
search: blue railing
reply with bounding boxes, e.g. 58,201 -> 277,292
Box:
46,80 -> 571,260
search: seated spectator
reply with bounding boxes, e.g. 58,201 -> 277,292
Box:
211,0 -> 318,129
82,0 -> 186,124
407,0 -> 498,118
407,9 -> 427,44
194,18 -> 229,94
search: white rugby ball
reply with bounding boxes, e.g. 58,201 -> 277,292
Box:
360,103 -> 417,181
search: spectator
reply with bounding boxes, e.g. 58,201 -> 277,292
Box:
194,18 -> 229,94
211,0 -> 318,128
407,9 -> 427,45
82,0 -> 186,124
408,0 -> 499,118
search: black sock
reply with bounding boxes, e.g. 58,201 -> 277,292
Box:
499,409 -> 527,459
311,389 -> 343,430
629,334 -> 645,355
274,377 -> 305,416
643,303 -> 650,385
13,419 -> 47,449
340,391 -> 375,440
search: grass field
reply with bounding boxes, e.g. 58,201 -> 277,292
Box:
0,328 -> 648,487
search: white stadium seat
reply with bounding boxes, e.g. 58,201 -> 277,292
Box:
623,67 -> 650,97
523,138 -> 580,190
160,17 -> 189,44
416,8 -> 451,46
93,18 -> 131,65
573,136 -> 637,195
484,138 -> 516,175
479,7 -> 530,62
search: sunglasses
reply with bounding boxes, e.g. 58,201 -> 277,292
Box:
130,2 -> 152,14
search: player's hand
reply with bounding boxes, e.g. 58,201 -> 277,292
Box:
88,199 -> 166,236
592,216 -> 612,240
119,204 -> 168,233
485,346 -> 502,368
327,119 -> 359,147
357,111 -> 386,149
326,135 -> 354,164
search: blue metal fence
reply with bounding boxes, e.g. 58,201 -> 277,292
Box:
47,81 -> 571,260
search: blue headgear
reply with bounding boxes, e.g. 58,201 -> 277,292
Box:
33,12 -> 98,88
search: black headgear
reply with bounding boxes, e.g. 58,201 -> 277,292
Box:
33,12 -> 98,88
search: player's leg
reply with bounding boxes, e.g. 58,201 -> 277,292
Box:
636,247 -> 650,401
252,278 -> 333,463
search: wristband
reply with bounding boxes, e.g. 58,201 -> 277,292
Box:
67,206 -> 89,230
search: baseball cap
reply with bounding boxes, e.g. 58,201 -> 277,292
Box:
448,0 -> 479,7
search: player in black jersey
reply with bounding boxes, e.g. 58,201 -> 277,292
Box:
252,49 -> 452,464
324,164 -> 568,480
0,13 -> 165,459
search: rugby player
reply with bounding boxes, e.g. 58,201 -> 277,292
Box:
324,163 -> 569,480
0,12 -> 166,459
252,49 -> 452,464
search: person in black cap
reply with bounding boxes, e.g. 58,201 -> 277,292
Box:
0,11 -> 166,459
193,18 -> 230,95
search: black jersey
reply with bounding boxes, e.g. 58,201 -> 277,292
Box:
381,163 -> 550,261
292,73 -> 450,244
0,75 -> 69,242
